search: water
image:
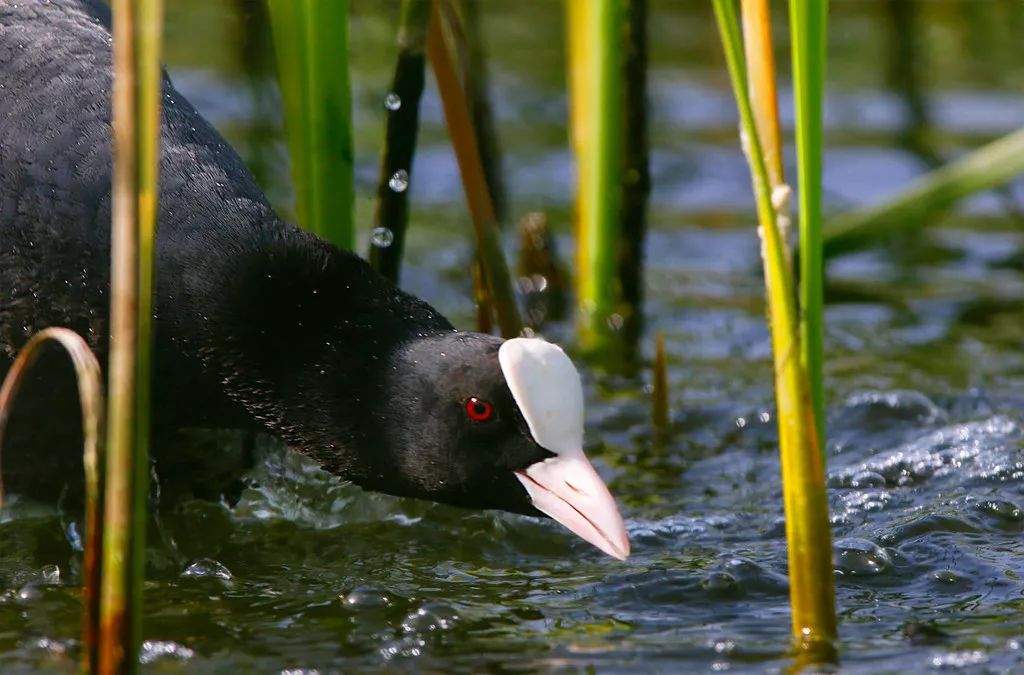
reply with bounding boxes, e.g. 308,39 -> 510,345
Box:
4,1 -> 1024,672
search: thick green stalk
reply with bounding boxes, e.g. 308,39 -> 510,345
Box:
712,0 -> 836,652
569,0 -> 624,353
789,0 -> 827,449
824,127 -> 1024,257
369,0 -> 431,283
0,329 -> 105,673
101,0 -> 164,672
267,0 -> 354,250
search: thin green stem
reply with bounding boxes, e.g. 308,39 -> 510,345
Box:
790,0 -> 827,449
825,126 -> 1024,257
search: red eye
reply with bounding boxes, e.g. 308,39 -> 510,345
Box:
465,397 -> 494,422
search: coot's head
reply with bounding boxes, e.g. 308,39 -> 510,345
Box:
359,333 -> 630,560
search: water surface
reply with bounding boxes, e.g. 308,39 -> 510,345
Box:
3,1 -> 1024,672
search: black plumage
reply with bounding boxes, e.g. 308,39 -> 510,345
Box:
0,0 -> 550,514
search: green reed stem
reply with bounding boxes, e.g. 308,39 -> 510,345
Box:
712,0 -> 837,653
0,329 -> 105,673
789,0 -> 827,448
267,0 -> 354,250
369,0 -> 431,283
825,126 -> 1024,257
101,1 -> 164,672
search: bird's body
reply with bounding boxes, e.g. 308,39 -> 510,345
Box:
0,0 -> 629,559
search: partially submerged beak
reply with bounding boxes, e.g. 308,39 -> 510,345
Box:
515,455 -> 630,560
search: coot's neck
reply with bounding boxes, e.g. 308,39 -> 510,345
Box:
162,216 -> 454,473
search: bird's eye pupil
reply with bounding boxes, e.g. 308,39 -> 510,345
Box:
465,397 -> 494,422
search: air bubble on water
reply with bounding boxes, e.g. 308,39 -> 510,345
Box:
40,564 -> 60,585
977,498 -> 1023,522
833,537 -> 892,576
388,169 -> 409,193
371,226 -> 395,248
384,92 -> 402,111
140,641 -> 195,665
401,603 -> 458,634
182,558 -> 233,582
930,650 -> 988,669
849,470 -> 887,489
341,585 -> 392,609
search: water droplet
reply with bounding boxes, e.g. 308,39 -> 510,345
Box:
388,169 -> 409,193
371,226 -> 395,248
384,92 -> 402,111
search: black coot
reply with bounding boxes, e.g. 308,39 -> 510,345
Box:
0,0 -> 628,559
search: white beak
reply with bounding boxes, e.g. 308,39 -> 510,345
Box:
499,337 -> 631,560
516,455 -> 630,560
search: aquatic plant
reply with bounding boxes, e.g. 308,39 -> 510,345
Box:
825,126 -> 1024,257
443,0 -> 507,222
368,0 -> 430,283
789,0 -> 827,447
567,0 -> 625,354
266,0 -> 355,250
651,331 -> 669,439
101,0 -> 165,671
426,0 -> 522,338
619,0 -> 651,346
712,0 -> 837,653
0,329 -> 105,673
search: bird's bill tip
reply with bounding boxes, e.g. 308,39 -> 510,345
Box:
515,454 -> 630,561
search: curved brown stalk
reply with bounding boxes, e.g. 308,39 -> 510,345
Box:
0,327 -> 105,673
